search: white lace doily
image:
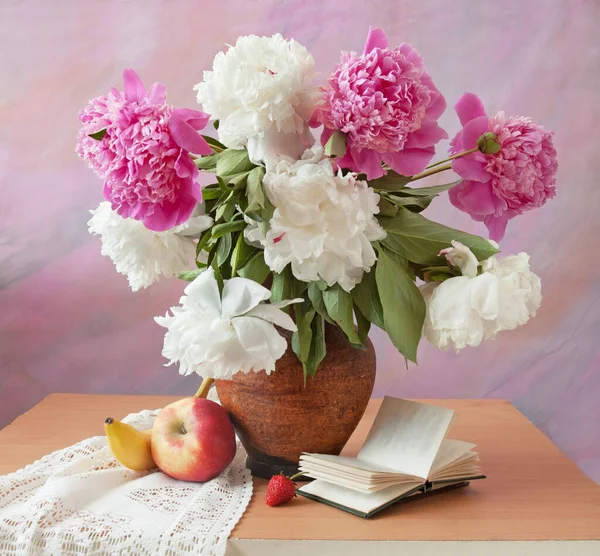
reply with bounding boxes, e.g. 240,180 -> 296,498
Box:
0,408 -> 253,555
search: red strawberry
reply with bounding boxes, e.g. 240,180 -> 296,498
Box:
265,473 -> 299,506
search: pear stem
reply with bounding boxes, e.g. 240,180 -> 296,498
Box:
194,377 -> 214,398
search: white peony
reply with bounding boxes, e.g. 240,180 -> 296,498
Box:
88,202 -> 213,292
194,34 -> 318,164
247,146 -> 386,292
155,268 -> 302,378
421,241 -> 542,352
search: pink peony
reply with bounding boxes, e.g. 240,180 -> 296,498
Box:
449,93 -> 558,241
77,69 -> 212,231
313,27 -> 447,180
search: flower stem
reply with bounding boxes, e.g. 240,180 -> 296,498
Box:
426,147 -> 479,169
409,163 -> 453,182
194,377 -> 214,398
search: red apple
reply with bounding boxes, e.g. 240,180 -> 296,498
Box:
151,397 -> 236,482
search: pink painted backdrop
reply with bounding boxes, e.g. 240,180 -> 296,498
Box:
1,1 -> 599,481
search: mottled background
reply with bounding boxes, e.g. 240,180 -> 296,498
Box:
1,0 -> 599,481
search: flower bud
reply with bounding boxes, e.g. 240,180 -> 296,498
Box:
477,132 -> 501,154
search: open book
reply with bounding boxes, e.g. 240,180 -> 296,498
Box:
297,397 -> 485,518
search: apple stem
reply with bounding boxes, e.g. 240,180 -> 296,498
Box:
194,377 -> 214,399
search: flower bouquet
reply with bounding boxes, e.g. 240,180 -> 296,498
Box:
78,28 -> 557,474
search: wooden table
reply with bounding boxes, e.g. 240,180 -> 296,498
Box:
1,394 -> 599,555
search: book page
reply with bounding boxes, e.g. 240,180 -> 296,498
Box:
300,453 -> 403,475
429,439 -> 476,478
298,479 -> 422,515
357,397 -> 454,479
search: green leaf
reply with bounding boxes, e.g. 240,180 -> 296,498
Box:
421,264 -> 459,275
324,130 -> 347,158
322,285 -> 361,345
88,128 -> 107,141
307,282 -> 335,324
195,153 -> 220,170
292,303 -> 315,363
354,304 -> 371,347
230,233 -> 255,276
214,193 -> 238,222
196,230 -> 213,258
423,271 -> 453,282
237,252 -> 270,283
369,171 -> 411,191
316,279 -> 328,291
246,166 -> 266,212
178,269 -> 204,282
213,120 -> 220,130
271,267 -> 293,305
257,198 -> 276,237
216,234 -> 232,267
378,197 -> 399,217
201,187 -> 223,200
216,149 -> 254,180
352,269 -> 385,330
379,208 -> 499,265
227,170 -> 252,188
382,193 -> 435,213
202,135 -> 227,152
306,314 -> 326,379
210,255 -> 224,294
216,176 -> 231,193
394,181 -> 461,197
375,248 -> 425,363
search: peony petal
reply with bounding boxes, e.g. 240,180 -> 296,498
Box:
172,107 -> 210,130
245,304 -> 298,331
484,212 -> 511,241
232,316 -> 288,359
181,267 -> 222,317
464,310 -> 485,349
142,193 -> 196,231
424,88 -> 447,120
382,146 -> 435,177
440,241 -> 479,278
363,27 -> 389,55
455,93 -> 487,126
428,276 -> 473,330
452,155 -> 490,183
168,116 -> 212,155
249,126 -> 314,166
221,277 -> 272,318
175,151 -> 195,178
188,176 -> 203,204
271,298 -> 304,309
452,181 -> 497,216
141,204 -> 177,231
122,69 -> 146,103
404,121 -> 448,149
469,272 -> 500,320
461,116 -> 490,149
175,214 -> 214,236
146,82 -> 167,104
350,147 -> 385,179
333,148 -> 360,173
